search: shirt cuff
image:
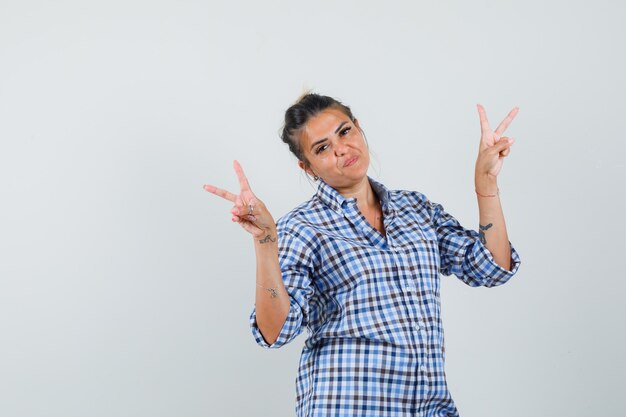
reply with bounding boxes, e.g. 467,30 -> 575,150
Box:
249,296 -> 303,349
467,239 -> 521,287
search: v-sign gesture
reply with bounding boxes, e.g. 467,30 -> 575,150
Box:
203,160 -> 277,242
475,104 -> 519,178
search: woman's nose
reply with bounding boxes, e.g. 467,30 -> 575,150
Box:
334,140 -> 348,156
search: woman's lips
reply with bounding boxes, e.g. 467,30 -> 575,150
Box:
344,156 -> 358,167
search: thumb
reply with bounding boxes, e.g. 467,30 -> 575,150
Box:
492,137 -> 514,153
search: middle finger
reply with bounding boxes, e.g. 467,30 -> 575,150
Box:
204,184 -> 237,202
494,107 -> 519,136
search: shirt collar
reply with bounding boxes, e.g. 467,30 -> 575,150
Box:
315,176 -> 395,214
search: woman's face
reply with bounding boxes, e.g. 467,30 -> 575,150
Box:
298,107 -> 370,190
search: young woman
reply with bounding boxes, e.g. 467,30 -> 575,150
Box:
204,93 -> 521,417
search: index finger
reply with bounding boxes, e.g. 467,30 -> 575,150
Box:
476,104 -> 491,134
494,107 -> 520,136
203,184 -> 237,203
233,160 -> 252,192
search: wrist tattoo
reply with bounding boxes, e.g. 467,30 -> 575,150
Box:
258,234 -> 276,244
479,223 -> 493,244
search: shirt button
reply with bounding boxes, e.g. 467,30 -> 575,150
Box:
419,364 -> 426,372
415,321 -> 426,332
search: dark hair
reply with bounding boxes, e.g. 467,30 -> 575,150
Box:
281,93 -> 355,166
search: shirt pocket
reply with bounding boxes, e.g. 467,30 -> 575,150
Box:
314,241 -> 377,295
404,222 -> 441,295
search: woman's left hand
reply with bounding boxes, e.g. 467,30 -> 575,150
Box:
475,104 -> 519,178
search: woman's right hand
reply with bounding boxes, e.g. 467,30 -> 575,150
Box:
203,160 -> 277,242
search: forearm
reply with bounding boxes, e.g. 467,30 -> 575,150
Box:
253,232 -> 290,344
475,174 -> 512,271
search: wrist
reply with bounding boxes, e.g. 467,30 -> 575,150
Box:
475,173 -> 498,194
253,228 -> 278,246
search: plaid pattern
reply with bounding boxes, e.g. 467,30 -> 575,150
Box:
250,177 -> 521,417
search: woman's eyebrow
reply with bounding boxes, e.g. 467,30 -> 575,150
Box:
334,121 -> 348,134
310,121 -> 349,151
310,138 -> 327,151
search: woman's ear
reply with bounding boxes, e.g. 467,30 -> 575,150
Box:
298,160 -> 315,177
353,118 -> 360,129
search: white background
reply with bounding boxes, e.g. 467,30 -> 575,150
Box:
1,1 -> 624,416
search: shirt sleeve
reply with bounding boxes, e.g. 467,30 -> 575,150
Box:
429,199 -> 521,288
249,230 -> 316,348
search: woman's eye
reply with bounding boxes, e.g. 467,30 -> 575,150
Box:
316,144 -> 328,154
340,127 -> 351,136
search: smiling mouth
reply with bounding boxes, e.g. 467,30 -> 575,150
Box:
344,156 -> 358,167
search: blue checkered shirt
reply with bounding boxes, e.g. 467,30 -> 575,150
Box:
250,177 -> 521,417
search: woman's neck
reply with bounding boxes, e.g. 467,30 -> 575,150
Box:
338,177 -> 378,209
